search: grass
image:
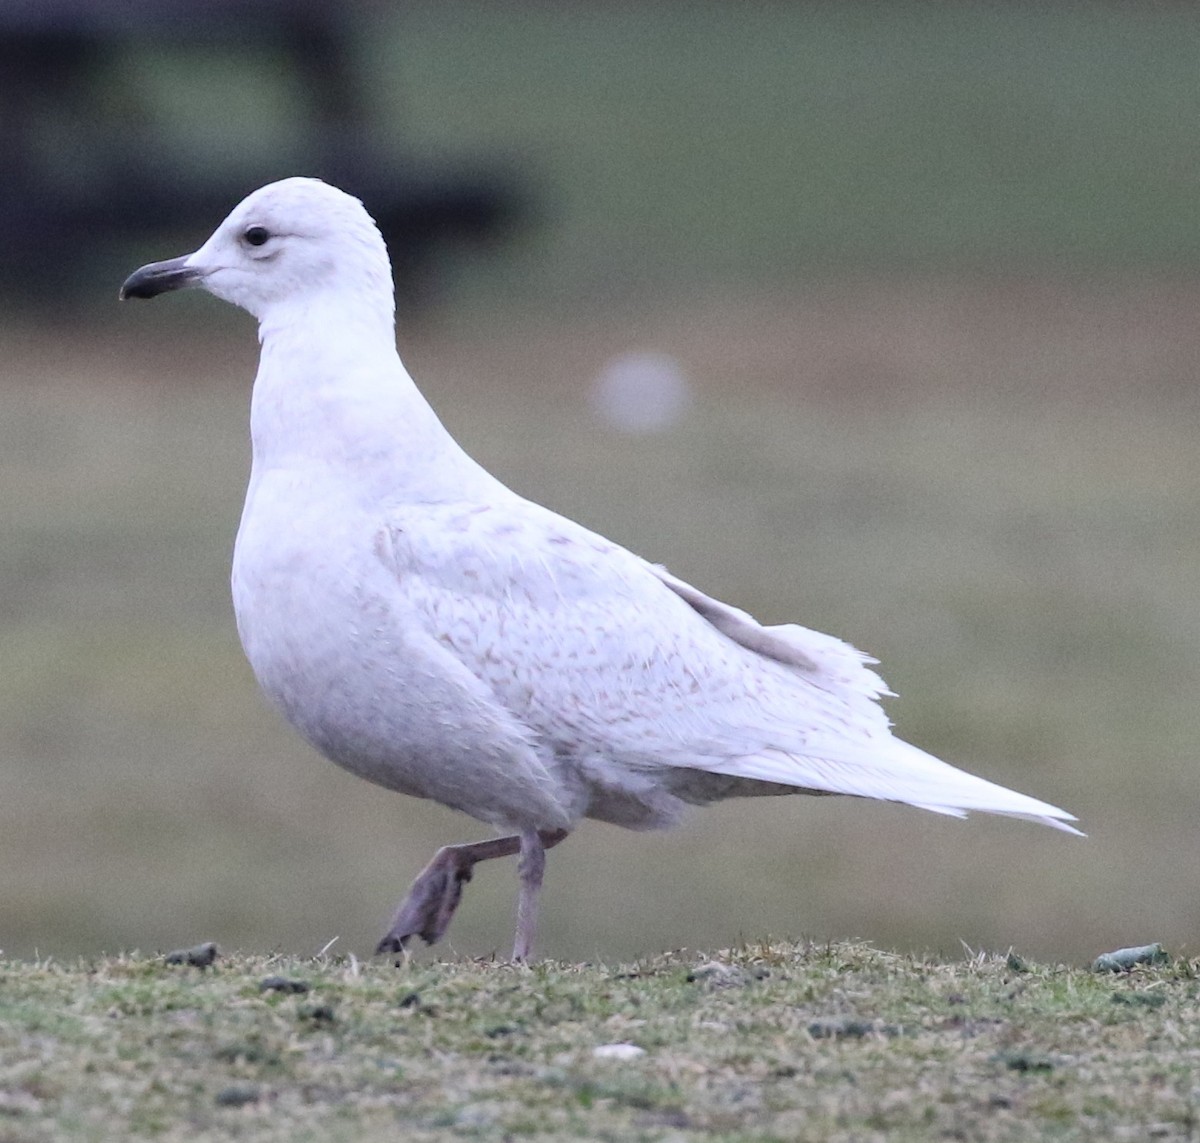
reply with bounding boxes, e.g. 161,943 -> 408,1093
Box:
2,940 -> 1196,1141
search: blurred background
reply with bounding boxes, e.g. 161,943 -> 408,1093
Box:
3,1 -> 1200,965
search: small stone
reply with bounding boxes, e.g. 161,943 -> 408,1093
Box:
635,1109 -> 692,1129
298,1003 -> 336,1023
685,962 -> 747,987
164,942 -> 219,969
1091,943 -> 1168,973
592,1043 -> 646,1060
807,1017 -> 901,1040
259,976 -> 310,994
214,1085 -> 260,1107
994,1051 -> 1055,1073
1111,991 -> 1167,1008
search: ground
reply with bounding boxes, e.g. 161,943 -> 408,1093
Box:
2,940 -> 1194,1142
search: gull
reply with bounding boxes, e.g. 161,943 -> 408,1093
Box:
120,178 -> 1080,961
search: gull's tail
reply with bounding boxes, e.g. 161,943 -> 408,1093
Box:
646,562 -> 1081,835
714,734 -> 1083,836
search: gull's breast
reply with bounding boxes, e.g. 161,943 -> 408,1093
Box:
228,469 -> 577,829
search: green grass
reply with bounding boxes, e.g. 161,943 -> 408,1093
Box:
2,940 -> 1196,1141
385,2 -> 1200,274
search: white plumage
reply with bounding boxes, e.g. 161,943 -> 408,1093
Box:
120,177 -> 1080,960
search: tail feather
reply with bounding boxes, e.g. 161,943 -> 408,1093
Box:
644,562 -> 1081,836
704,735 -> 1081,835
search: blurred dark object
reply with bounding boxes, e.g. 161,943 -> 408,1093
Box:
0,0 -> 528,310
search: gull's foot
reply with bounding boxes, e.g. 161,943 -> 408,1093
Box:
373,831 -> 568,958
376,847 -> 474,954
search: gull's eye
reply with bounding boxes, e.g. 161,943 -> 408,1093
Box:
243,226 -> 270,247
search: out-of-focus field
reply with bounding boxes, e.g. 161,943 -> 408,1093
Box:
4,278 -> 1199,963
4,2 -> 1200,964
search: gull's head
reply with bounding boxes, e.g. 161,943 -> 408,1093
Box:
119,177 -> 394,324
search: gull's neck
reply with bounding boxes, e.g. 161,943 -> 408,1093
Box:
249,295 -> 501,504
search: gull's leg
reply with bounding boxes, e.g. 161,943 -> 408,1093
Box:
376,836 -> 517,954
512,827 -> 550,962
376,829 -> 567,955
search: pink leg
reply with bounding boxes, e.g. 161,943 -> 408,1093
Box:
376,829 -> 567,955
513,828 -> 547,962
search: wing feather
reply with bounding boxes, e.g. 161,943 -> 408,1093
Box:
379,498 -> 1080,835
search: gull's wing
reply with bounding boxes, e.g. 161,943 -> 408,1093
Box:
376,496 -> 1079,834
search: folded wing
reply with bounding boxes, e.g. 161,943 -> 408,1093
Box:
379,498 -> 1081,835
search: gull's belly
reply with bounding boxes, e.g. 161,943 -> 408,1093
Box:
232,508 -> 421,783
229,483 -> 576,830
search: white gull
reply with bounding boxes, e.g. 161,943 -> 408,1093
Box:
120,177 -> 1080,961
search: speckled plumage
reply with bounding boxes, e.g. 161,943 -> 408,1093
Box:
122,178 -> 1080,958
